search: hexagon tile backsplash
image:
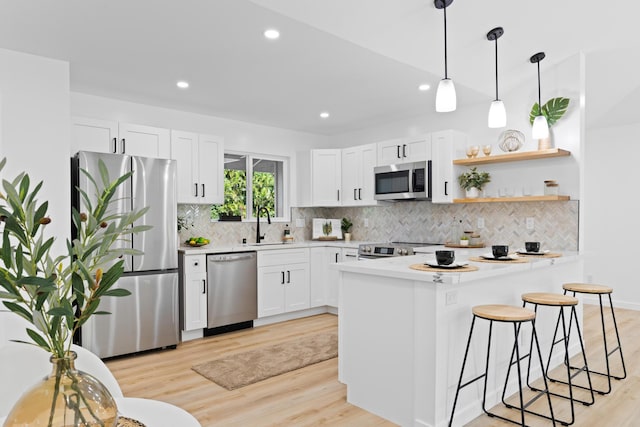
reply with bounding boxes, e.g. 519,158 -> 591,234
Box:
178,201 -> 579,251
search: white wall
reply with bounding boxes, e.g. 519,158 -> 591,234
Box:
0,48 -> 71,254
70,93 -> 329,206
584,123 -> 640,309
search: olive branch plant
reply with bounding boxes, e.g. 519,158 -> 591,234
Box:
0,157 -> 150,359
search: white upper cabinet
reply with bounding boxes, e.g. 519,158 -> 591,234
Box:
431,130 -> 467,204
296,149 -> 342,207
377,134 -> 431,166
72,116 -> 170,159
170,130 -> 224,205
342,143 -> 377,206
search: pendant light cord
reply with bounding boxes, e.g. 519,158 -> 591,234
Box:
494,38 -> 499,101
443,4 -> 448,79
537,61 -> 542,107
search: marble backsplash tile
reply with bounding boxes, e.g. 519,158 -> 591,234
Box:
178,201 -> 579,251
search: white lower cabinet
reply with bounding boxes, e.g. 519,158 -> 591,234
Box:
310,246 -> 358,308
257,249 -> 310,318
179,254 -> 207,331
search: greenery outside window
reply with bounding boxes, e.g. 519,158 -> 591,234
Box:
211,152 -> 288,221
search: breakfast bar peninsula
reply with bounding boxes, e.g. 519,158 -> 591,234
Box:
335,247 -> 582,427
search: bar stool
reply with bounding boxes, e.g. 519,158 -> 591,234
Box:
562,283 -> 627,395
449,304 -> 556,427
516,293 -> 594,426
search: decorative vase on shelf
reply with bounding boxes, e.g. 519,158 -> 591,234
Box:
465,187 -> 480,198
538,128 -> 553,150
344,232 -> 352,242
4,351 -> 118,427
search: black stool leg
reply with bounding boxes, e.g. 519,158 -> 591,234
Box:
607,293 -> 627,380
449,315 -> 478,427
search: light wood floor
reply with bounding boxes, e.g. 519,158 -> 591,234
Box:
107,305 -> 639,426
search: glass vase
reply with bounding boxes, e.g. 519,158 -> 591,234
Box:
4,351 -> 118,427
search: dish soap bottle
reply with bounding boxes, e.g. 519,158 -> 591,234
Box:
283,224 -> 293,243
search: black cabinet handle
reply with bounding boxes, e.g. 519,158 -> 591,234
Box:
335,252 -> 339,262
194,261 -> 198,266
194,183 -> 198,197
337,190 -> 340,201
397,145 -> 401,159
445,181 -> 449,196
121,138 -> 126,154
353,188 -> 357,200
287,270 -> 291,283
111,137 -> 117,153
201,184 -> 205,197
202,279 -> 206,294
358,188 -> 362,200
281,271 -> 285,284
402,144 -> 407,158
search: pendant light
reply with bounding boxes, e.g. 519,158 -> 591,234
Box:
434,0 -> 456,112
487,27 -> 506,128
530,52 -> 549,139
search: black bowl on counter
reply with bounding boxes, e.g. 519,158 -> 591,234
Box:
435,250 -> 455,266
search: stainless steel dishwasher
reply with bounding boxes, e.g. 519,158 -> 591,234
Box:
206,252 -> 257,329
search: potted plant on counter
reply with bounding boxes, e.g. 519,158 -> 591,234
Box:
341,217 -> 353,242
458,167 -> 491,198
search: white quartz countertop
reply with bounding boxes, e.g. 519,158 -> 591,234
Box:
178,239 -> 364,254
335,245 -> 579,285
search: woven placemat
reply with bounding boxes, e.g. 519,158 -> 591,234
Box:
516,252 -> 562,258
118,417 -> 146,427
469,256 -> 529,264
409,263 -> 479,273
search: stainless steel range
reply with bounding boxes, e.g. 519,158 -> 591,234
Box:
358,242 -> 439,259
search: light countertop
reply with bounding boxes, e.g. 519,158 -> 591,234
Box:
178,239 -> 365,255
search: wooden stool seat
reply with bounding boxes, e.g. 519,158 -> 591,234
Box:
472,304 -> 535,322
563,282 -> 613,294
522,292 -> 578,306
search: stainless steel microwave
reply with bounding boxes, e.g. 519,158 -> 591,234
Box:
374,160 -> 431,201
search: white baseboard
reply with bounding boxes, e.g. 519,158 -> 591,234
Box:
253,306 -> 332,327
582,297 -> 640,311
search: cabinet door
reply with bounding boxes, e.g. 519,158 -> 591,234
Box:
257,266 -> 286,317
284,263 -> 310,312
197,134 -> 224,204
404,134 -> 431,162
431,130 -> 466,203
377,138 -> 403,165
183,254 -> 207,331
72,117 -> 118,154
359,143 -> 377,204
171,130 -> 199,204
312,150 -> 342,206
342,147 -> 360,206
325,248 -> 342,308
309,248 -> 327,307
118,123 -> 170,158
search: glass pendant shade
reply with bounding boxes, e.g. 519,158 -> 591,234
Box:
532,115 -> 549,139
488,100 -> 506,128
436,78 -> 456,112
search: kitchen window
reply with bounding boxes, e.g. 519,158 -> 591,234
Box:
211,152 -> 288,221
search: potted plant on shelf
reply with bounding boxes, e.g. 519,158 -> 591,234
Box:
458,167 -> 491,198
529,97 -> 570,150
341,217 -> 353,242
0,157 -> 149,426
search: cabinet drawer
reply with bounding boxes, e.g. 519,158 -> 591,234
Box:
184,254 -> 206,274
258,248 -> 309,267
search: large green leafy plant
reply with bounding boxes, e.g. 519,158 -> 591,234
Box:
0,157 -> 149,359
529,97 -> 570,127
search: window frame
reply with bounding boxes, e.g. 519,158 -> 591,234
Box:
217,150 -> 290,223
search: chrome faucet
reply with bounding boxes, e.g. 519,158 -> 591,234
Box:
256,206 -> 271,243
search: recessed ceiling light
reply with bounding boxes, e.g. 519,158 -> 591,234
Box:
176,81 -> 189,89
264,29 -> 280,40
320,112 -> 330,119
418,83 -> 431,91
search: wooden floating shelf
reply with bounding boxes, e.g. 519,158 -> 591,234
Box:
453,148 -> 571,166
453,195 -> 570,204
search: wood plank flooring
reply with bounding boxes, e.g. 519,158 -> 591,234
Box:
106,305 -> 639,426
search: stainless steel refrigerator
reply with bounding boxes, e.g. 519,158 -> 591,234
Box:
72,151 -> 179,358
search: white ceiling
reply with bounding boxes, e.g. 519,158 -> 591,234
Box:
0,0 -> 638,135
